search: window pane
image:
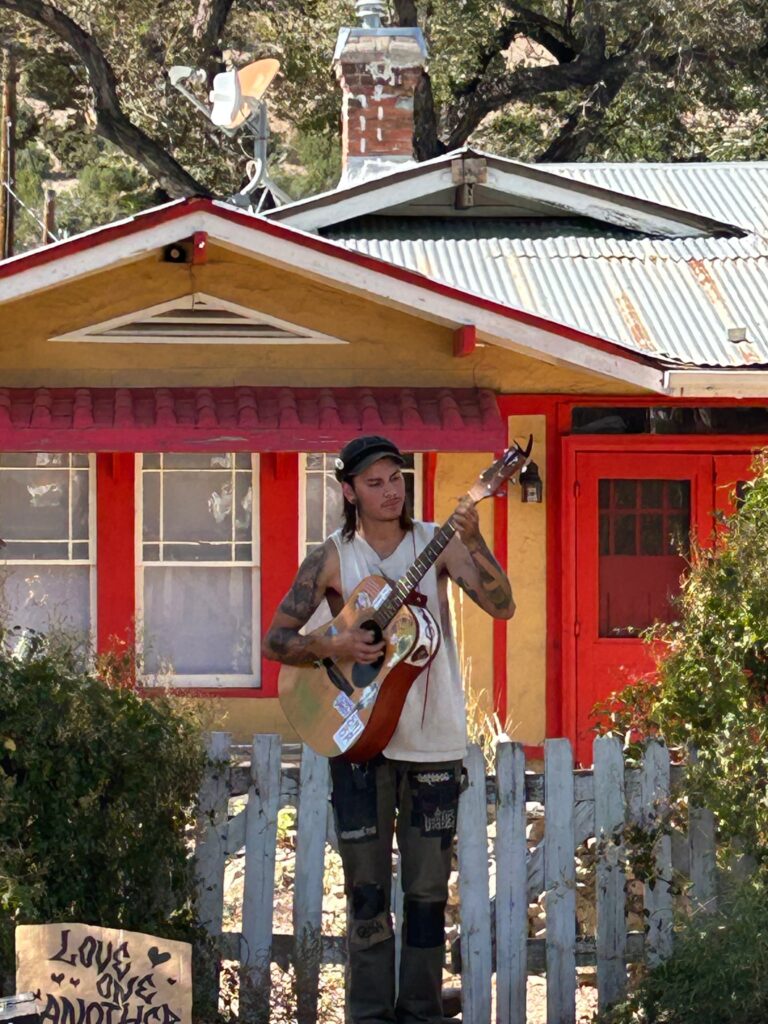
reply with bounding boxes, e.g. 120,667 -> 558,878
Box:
72,471 -> 90,540
161,542 -> 232,562
163,471 -> 232,542
71,542 -> 90,561
0,566 -> 90,635
234,476 -> 253,541
614,480 -> 637,509
235,543 -> 252,562
2,541 -> 69,560
163,453 -> 231,469
142,472 -> 160,541
614,515 -> 636,555
143,544 -> 160,561
142,566 -> 252,675
640,514 -> 663,555
598,480 -> 610,509
324,477 -> 344,536
143,453 -> 161,469
235,453 -> 251,469
641,480 -> 663,509
0,469 -> 69,540
305,472 -> 324,544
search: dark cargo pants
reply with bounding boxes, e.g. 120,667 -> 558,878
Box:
330,755 -> 462,1024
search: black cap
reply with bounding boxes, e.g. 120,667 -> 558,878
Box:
334,435 -> 404,481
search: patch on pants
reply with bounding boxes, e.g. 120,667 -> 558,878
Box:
404,898 -> 446,949
350,883 -> 393,949
331,762 -> 378,843
408,769 -> 459,846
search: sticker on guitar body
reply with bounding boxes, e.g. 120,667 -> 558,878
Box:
333,712 -> 365,753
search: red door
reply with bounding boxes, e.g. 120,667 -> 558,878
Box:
573,453 -> 713,764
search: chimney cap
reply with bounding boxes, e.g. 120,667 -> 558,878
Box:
356,1 -> 388,28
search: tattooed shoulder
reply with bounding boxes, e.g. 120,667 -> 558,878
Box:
279,540 -> 334,622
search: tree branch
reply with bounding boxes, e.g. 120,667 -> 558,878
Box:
445,51 -> 632,149
393,0 -> 418,27
193,0 -> 236,63
0,0 -> 210,197
535,69 -> 629,161
413,71 -> 444,159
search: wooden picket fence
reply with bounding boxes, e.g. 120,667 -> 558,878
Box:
193,732 -> 718,1024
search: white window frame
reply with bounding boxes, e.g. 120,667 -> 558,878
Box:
298,452 -> 423,562
135,453 -> 261,688
0,452 -> 97,644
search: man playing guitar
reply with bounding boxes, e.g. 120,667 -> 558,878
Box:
264,435 -> 515,1024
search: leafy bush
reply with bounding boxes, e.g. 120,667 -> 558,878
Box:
598,453 -> 768,862
0,632 -> 206,992
601,874 -> 768,1024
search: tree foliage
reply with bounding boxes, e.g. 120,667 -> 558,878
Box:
0,633 -> 206,992
1,0 -> 768,246
600,454 -> 768,863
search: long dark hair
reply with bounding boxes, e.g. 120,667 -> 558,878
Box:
341,488 -> 414,542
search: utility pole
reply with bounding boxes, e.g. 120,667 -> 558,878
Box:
0,48 -> 18,259
42,188 -> 56,245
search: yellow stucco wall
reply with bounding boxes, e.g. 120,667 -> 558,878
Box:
0,243 -> 647,395
506,415 -> 547,745
211,697 -> 299,744
433,452 -> 496,737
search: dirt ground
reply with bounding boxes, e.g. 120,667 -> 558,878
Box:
221,806 -> 600,1023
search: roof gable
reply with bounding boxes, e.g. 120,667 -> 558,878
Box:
0,195 -> 665,393
266,149 -> 746,238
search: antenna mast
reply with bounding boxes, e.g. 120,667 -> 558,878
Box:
168,58 -> 289,212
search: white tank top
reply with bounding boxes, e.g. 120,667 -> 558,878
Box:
330,522 -> 467,762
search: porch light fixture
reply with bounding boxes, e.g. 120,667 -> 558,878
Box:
520,461 -> 543,503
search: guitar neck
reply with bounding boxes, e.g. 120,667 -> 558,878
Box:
372,517 -> 458,628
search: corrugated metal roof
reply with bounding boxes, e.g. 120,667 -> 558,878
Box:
326,164 -> 768,368
332,234 -> 768,367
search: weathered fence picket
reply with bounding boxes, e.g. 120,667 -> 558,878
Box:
495,740 -> 527,1024
240,733 -> 281,1021
544,739 -> 576,1024
639,740 -> 673,967
594,735 -> 627,1012
457,742 -> 493,1024
293,746 -> 330,1024
194,733 -> 721,1024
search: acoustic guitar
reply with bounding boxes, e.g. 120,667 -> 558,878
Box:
278,438 -> 533,761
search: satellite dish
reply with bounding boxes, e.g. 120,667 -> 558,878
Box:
209,58 -> 280,129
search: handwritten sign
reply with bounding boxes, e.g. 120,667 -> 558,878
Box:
15,924 -> 192,1024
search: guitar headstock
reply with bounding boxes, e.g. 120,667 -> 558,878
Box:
467,435 -> 534,504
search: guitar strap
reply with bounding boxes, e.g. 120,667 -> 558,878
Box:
407,531 -> 435,729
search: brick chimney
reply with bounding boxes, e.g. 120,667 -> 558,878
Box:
333,2 -> 428,184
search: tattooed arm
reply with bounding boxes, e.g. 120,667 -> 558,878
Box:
441,502 -> 515,620
264,540 -> 385,665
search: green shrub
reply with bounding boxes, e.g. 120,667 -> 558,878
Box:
0,633 -> 206,992
601,874 -> 768,1024
598,453 -> 768,862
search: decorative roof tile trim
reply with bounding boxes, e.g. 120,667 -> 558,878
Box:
0,386 -> 506,453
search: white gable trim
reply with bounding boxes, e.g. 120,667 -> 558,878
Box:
267,150 -> 741,238
50,292 -> 346,346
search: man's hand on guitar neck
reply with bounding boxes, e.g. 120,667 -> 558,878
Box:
446,501 -> 516,620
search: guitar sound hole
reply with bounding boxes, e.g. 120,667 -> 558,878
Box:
351,619 -> 385,689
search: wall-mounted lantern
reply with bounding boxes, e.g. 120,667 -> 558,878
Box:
520,461 -> 543,503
